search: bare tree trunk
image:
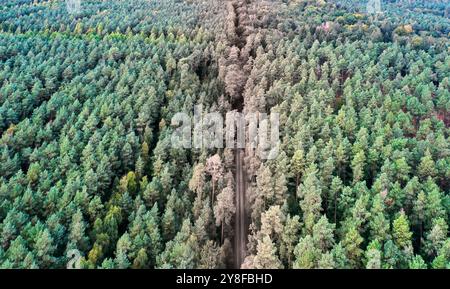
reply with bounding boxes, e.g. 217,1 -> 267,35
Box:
211,179 -> 216,206
221,218 -> 224,245
418,221 -> 423,251
334,191 -> 337,224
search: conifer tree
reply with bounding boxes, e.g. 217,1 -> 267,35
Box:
298,164 -> 322,233
393,211 -> 413,250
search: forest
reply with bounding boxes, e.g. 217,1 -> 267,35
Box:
0,0 -> 448,269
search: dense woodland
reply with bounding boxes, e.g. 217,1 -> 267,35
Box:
0,0 -> 449,269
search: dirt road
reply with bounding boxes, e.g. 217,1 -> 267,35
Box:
234,148 -> 247,268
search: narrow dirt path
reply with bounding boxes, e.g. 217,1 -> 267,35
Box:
234,148 -> 246,268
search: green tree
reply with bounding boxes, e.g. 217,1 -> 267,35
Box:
291,148 -> 306,188
280,215 -> 301,267
408,255 -> 427,269
293,235 -> 318,269
132,248 -> 148,269
342,226 -> 363,268
418,149 -> 436,180
253,236 -> 283,269
35,228 -> 56,268
369,194 -> 390,242
392,211 -> 413,250
214,184 -> 235,244
67,209 -> 89,251
298,164 -> 322,233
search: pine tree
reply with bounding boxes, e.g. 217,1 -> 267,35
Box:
260,205 -> 285,240
431,254 -> 447,269
412,191 -> 426,249
114,233 -> 132,269
162,207 -> 176,241
298,164 -> 322,233
317,252 -> 335,269
189,163 -> 206,196
424,187 -> 446,230
291,148 -> 306,188
409,255 -> 427,269
132,248 -> 148,269
214,184 -> 235,244
404,176 -> 420,213
206,154 -> 224,204
157,220 -> 198,269
293,235 -> 318,269
67,209 -> 89,251
392,211 -> 413,250
280,215 -> 300,268
365,240 -> 382,269
194,199 -> 213,244
331,242 -> 349,269
393,156 -> 410,184
253,236 -> 283,269
328,176 -> 343,224
198,240 -> 223,269
342,226 -> 363,268
273,171 -> 288,206
423,218 -> 448,259
6,236 -> 29,268
135,156 -> 145,180
253,164 -> 274,223
418,149 -> 436,180
369,194 -> 390,242
351,150 -> 366,184
35,228 -> 56,268
312,215 -> 335,252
